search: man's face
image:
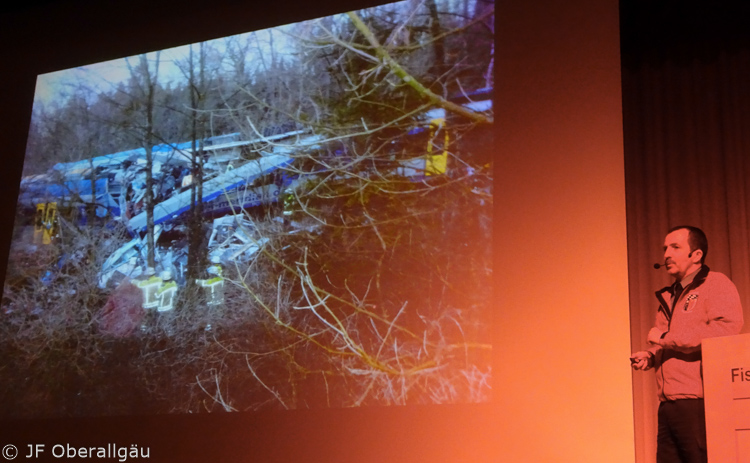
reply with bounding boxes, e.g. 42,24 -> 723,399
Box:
663,228 -> 701,281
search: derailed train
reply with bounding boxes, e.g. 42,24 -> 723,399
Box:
15,89 -> 492,309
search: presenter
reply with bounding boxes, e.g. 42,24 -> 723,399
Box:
631,225 -> 743,463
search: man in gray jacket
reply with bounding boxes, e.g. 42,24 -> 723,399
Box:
631,225 -> 744,463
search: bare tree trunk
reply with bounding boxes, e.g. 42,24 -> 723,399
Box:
187,44 -> 207,282
426,0 -> 445,76
139,53 -> 160,269
78,98 -> 98,227
88,155 -> 96,226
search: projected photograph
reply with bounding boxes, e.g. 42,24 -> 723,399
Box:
1,0 -> 494,417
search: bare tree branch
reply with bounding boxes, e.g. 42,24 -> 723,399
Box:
346,10 -> 492,124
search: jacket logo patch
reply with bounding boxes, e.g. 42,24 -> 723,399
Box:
684,293 -> 699,312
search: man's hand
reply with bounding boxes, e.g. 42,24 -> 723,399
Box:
647,327 -> 665,345
630,351 -> 653,371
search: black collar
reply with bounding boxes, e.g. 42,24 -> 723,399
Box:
691,264 -> 710,287
654,265 -> 710,319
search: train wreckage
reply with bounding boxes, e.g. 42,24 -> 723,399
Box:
14,90 -> 492,316
19,129 -> 315,305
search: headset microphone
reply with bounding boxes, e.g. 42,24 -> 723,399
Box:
653,263 -> 663,269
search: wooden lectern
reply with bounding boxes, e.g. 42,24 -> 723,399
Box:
703,333 -> 750,463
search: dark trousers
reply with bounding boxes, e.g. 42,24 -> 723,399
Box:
657,399 -> 707,463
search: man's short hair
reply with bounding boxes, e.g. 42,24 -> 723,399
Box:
668,225 -> 708,264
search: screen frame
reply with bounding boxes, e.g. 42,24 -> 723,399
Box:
0,1 -> 497,461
